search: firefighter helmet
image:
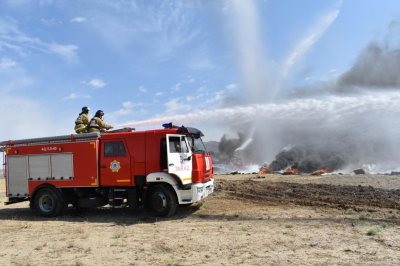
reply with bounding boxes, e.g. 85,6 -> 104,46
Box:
82,106 -> 90,113
95,110 -> 104,117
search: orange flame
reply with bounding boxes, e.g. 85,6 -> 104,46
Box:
311,168 -> 331,175
258,166 -> 273,174
282,169 -> 299,175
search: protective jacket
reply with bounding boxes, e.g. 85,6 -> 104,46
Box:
74,113 -> 90,133
88,117 -> 113,133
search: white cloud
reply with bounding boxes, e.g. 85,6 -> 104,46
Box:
70,17 -> 87,23
155,92 -> 164,96
72,1 -> 202,62
0,57 -> 33,92
0,18 -> 79,63
225,83 -> 237,90
62,93 -> 92,100
206,90 -> 225,104
122,101 -> 134,108
0,57 -> 17,71
81,78 -> 107,88
139,86 -> 147,93
197,86 -> 205,92
330,69 -> 337,73
182,77 -> 195,83
109,101 -> 149,121
305,76 -> 315,81
171,82 -> 181,92
48,43 -> 79,63
113,108 -> 133,116
164,97 -> 191,115
0,40 -> 25,56
187,93 -> 203,101
188,56 -> 215,70
63,93 -> 77,100
40,18 -> 62,27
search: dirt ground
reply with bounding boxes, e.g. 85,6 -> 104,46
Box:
1,174 -> 400,266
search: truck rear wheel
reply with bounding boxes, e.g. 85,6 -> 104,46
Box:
149,184 -> 177,217
34,188 -> 62,217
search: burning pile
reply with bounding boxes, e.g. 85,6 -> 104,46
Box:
270,145 -> 346,174
311,168 -> 332,176
282,168 -> 299,175
258,163 -> 273,174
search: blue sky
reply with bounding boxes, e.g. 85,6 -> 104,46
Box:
1,0 -> 400,143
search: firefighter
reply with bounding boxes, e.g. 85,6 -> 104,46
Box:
88,110 -> 114,133
74,106 -> 91,134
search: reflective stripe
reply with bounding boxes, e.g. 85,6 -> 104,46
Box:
75,124 -> 86,130
89,118 -> 100,129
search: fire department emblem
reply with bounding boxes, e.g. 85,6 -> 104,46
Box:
110,160 -> 121,172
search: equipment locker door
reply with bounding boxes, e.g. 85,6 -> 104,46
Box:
100,140 -> 131,186
166,134 -> 192,183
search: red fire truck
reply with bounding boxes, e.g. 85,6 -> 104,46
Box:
1,124 -> 214,217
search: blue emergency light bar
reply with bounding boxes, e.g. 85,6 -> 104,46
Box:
162,122 -> 178,129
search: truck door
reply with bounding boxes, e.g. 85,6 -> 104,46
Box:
100,140 -> 131,186
166,134 -> 192,184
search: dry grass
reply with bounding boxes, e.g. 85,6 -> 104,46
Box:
1,176 -> 400,265
367,225 -> 383,236
359,211 -> 368,220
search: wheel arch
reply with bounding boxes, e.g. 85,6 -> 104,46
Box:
30,184 -> 67,206
146,172 -> 181,203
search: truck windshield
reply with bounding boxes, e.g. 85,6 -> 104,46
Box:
188,135 -> 207,154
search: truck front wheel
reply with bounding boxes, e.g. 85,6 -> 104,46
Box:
34,188 -> 62,217
149,184 -> 177,217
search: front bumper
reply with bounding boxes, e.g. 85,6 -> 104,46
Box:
177,178 -> 214,204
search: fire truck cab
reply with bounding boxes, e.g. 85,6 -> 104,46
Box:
1,124 -> 214,217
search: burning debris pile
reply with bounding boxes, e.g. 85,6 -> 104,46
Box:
269,145 -> 346,174
258,163 -> 273,174
312,168 -> 331,176
282,168 -> 299,175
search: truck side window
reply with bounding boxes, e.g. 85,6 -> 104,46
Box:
181,138 -> 189,153
169,137 -> 181,153
105,142 -> 118,157
119,141 -> 126,156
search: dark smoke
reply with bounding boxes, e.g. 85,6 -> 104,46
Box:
338,42 -> 400,89
218,133 -> 245,158
270,145 -> 347,172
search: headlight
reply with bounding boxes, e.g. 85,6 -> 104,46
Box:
197,187 -> 204,193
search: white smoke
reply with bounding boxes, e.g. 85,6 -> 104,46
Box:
119,92 -> 400,128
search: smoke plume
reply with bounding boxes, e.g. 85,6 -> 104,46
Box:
338,42 -> 400,89
119,6 -> 400,173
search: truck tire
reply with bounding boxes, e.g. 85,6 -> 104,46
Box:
149,184 -> 177,217
34,188 -> 61,217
